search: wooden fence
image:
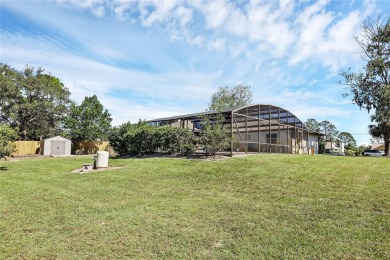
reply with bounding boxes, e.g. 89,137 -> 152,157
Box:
74,141 -> 110,155
11,141 -> 110,156
12,141 -> 41,156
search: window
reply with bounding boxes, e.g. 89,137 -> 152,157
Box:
266,133 -> 278,144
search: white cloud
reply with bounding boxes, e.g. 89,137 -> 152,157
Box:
201,0 -> 231,29
209,38 -> 226,51
53,0 -> 108,17
46,0 -> 379,72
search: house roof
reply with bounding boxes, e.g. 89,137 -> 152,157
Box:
148,103 -> 323,136
372,143 -> 385,150
148,107 -> 236,122
325,142 -> 341,150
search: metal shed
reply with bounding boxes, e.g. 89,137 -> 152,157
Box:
41,136 -> 71,156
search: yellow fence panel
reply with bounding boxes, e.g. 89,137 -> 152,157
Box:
12,141 -> 41,156
74,141 -> 110,155
11,141 -> 111,155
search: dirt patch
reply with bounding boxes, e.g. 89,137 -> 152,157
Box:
72,166 -> 123,174
117,153 -> 232,161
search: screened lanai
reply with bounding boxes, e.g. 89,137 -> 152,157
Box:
149,104 -> 321,155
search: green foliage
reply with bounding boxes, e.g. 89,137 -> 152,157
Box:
305,119 -> 345,154
109,121 -> 195,156
305,118 -> 322,132
340,16 -> 390,155
199,114 -> 231,156
208,85 -> 252,111
107,122 -> 133,156
0,123 -> 18,158
369,122 -> 390,155
320,120 -> 339,143
64,95 -> 112,146
0,64 -> 73,140
338,131 -> 357,149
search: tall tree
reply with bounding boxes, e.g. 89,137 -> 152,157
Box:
338,131 -> 357,150
208,85 -> 253,111
305,119 -> 341,153
64,95 -> 112,146
0,64 -> 73,140
321,120 -> 339,143
305,118 -> 322,132
340,16 -> 390,155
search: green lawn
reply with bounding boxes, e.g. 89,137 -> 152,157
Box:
1,154 -> 389,259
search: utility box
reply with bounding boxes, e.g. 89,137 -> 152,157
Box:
96,151 -> 109,168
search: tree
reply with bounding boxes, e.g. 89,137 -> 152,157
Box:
64,95 -> 112,148
208,85 -> 253,111
199,114 -> 231,156
340,16 -> 390,155
0,123 -> 18,159
305,119 -> 340,154
0,64 -> 73,140
321,120 -> 339,146
338,132 -> 357,150
369,122 -> 390,152
305,118 -> 322,132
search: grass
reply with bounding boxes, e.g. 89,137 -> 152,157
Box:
0,154 -> 389,259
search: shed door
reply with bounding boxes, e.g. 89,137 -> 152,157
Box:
51,140 -> 66,156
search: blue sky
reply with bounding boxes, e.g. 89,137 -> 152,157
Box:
1,0 -> 389,145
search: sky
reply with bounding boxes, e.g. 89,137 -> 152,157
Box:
1,0 -> 389,145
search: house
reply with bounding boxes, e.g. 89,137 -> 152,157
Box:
324,141 -> 344,154
372,143 -> 385,152
149,104 -> 322,155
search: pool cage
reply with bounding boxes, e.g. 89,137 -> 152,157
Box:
229,104 -> 311,154
149,104 -> 316,155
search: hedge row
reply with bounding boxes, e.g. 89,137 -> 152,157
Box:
109,121 -> 195,156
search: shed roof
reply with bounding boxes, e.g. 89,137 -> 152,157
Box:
44,136 -> 70,141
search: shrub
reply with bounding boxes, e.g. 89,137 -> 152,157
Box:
199,114 -> 231,156
0,123 -> 18,159
109,121 -> 195,156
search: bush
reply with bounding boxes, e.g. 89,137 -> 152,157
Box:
0,123 -> 18,159
199,114 -> 231,156
109,121 -> 195,156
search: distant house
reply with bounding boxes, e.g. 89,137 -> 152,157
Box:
324,141 -> 344,153
149,104 -> 322,155
372,143 -> 385,152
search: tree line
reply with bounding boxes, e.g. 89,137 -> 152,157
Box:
0,64 -> 234,157
304,118 -> 369,156
0,64 -> 113,157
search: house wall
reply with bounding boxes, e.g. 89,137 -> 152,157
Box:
308,134 -> 319,154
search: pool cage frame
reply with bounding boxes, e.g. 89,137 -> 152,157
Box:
228,104 -> 311,155
149,104 -> 316,155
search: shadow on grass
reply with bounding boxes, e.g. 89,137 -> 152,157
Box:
0,166 -> 8,171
